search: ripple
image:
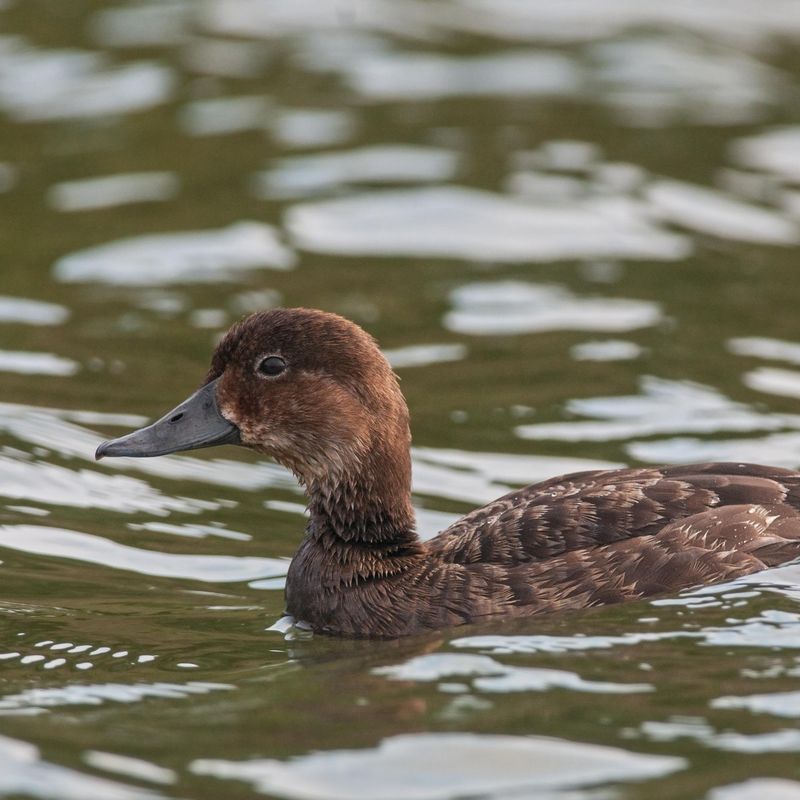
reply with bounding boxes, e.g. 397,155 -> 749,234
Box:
645,179 -> 797,244
252,145 -> 460,199
0,680 -> 234,714
270,108 -> 358,150
330,50 -> 580,101
732,126 -> 800,183
89,2 -> 191,49
0,400 -> 298,491
48,172 -> 179,213
0,734 -> 161,800
412,446 -> 622,505
712,690 -> 800,718
638,717 -> 800,754
743,367 -> 800,399
83,752 -> 176,787
374,653 -> 651,694
0,37 -> 174,122
0,296 -> 69,326
190,732 -> 684,800
0,455 -> 212,515
384,344 -> 467,369
178,95 -> 272,137
571,340 -> 643,361
627,431 -> 800,469
711,778 -> 800,800
0,350 -> 78,376
453,630 -> 691,655
445,281 -> 662,336
426,0 -> 800,48
0,525 -> 288,582
516,376 -> 800,442
54,222 -> 295,286
729,336 -> 800,364
589,36 -> 783,127
287,186 -> 690,263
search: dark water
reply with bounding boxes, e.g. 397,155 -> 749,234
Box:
3,1 -> 800,798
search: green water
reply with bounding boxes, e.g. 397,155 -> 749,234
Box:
2,1 -> 800,798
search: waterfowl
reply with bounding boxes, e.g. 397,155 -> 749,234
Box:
96,308 -> 800,638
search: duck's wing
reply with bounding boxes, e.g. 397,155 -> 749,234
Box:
427,462 -> 800,566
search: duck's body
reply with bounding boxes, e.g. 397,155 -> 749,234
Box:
97,309 -> 800,638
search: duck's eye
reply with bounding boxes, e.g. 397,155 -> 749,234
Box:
257,356 -> 287,377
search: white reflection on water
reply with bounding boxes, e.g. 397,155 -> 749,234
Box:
54,222 -> 295,286
637,718 -> 800,754
411,447 -> 622,506
453,630 -> 693,656
332,50 -> 580,101
627,432 -> 800,469
48,172 -> 179,213
711,778 -> 800,799
445,282 -> 661,336
0,38 -> 174,122
83,751 -> 176,787
384,343 -> 467,369
0,400 -> 293,491
375,653 -> 651,694
190,732 -> 683,800
517,376 -> 800,443
432,0 -> 800,47
0,680 -> 234,714
287,186 -> 690,262
645,179 -> 797,244
0,525 -> 287,582
743,367 -> 800,400
732,127 -> 800,183
455,605 -> 800,657
729,337 -> 800,365
571,340 -> 642,362
0,350 -> 78,376
0,734 -> 161,800
0,296 -> 69,325
0,456 -> 211,515
712,690 -> 800,718
127,521 -> 251,541
270,108 -> 357,150
252,145 -> 460,199
89,1 -> 192,48
589,36 -> 783,127
178,95 -> 272,136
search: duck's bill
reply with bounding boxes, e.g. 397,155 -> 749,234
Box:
95,378 -> 240,460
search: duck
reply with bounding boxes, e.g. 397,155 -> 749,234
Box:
96,308 -> 800,638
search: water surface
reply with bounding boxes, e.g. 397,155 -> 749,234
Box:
3,1 -> 800,798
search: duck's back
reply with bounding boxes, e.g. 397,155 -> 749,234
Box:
425,462 -> 800,613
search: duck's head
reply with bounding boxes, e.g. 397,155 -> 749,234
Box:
95,308 -> 411,491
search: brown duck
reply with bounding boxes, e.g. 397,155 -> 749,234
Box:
96,308 -> 800,638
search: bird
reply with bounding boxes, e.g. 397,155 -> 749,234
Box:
96,308 -> 800,638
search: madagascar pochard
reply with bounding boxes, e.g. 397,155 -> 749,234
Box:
96,308 -> 800,638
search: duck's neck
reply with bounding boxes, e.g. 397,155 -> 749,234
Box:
305,442 -> 420,553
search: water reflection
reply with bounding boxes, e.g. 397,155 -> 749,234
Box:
0,38 -> 173,122
4,0 -> 800,797
252,145 -> 460,199
0,525 -> 287,582
190,732 -> 684,800
0,734 -> 160,800
445,281 -> 661,335
54,223 -> 295,286
48,173 -> 179,213
286,186 -> 691,262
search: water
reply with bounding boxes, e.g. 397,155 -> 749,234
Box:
2,0 -> 800,797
